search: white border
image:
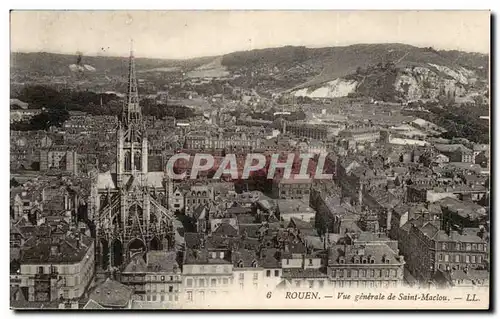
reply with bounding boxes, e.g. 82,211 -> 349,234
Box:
3,1 -> 497,318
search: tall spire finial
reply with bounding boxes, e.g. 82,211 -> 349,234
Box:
122,39 -> 141,126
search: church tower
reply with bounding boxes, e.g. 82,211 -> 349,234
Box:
117,43 -> 148,188
92,43 -> 176,273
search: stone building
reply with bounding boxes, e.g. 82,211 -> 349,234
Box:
327,242 -> 405,289
18,229 -> 94,305
120,250 -> 181,304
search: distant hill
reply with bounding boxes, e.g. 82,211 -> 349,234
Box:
221,43 -> 488,89
11,44 -> 488,101
10,52 -> 213,77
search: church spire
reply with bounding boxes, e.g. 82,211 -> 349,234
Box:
123,39 -> 141,125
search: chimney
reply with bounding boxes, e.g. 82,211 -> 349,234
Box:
386,210 -> 392,231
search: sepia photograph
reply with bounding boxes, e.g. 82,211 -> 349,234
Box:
9,10 -> 490,310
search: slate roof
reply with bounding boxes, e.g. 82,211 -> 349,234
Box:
88,278 -> 133,308
213,223 -> 238,237
20,233 -> 93,264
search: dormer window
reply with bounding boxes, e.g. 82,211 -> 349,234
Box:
362,257 -> 367,264
339,257 -> 345,264
370,257 -> 375,264
251,260 -> 258,268
238,260 -> 244,268
211,252 -> 217,259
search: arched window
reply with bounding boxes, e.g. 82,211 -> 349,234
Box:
124,151 -> 132,171
134,151 -> 142,170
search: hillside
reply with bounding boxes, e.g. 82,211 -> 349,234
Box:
10,52 -> 212,77
11,43 -> 488,101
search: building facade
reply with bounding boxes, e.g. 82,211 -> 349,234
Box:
90,49 -> 176,271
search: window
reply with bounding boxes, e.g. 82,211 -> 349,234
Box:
471,256 -> 476,263
361,270 -> 366,277
274,270 -> 280,277
239,283 -> 244,290
161,295 -> 165,302
319,281 -> 324,288
385,270 -> 389,277
466,244 -> 471,251
339,270 -> 344,278
347,270 -> 351,278
199,279 -> 205,287
390,270 -> 396,277
296,280 -> 301,287
455,255 -> 460,263
456,243 -> 461,250
169,286 -> 173,292
266,270 -> 271,277
239,273 -> 244,280
472,244 -> 477,251
186,279 -> 193,287
478,244 -> 483,251
442,243 -> 447,250
211,278 -> 216,287
38,266 -> 44,274
253,273 -> 259,281
199,291 -> 205,300
222,278 -> 228,285
370,270 -> 375,277
478,256 -> 482,264
466,255 -> 470,263
352,270 -> 359,277
308,259 -> 313,266
438,254 -> 443,261
444,255 -> 449,262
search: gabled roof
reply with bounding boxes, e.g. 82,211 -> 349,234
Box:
213,223 -> 238,237
83,299 -> 105,309
88,278 -> 133,308
97,171 -> 116,190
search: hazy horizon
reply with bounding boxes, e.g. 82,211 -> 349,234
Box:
11,41 -> 490,61
11,11 -> 490,59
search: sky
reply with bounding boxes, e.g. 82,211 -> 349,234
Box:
10,11 -> 490,59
